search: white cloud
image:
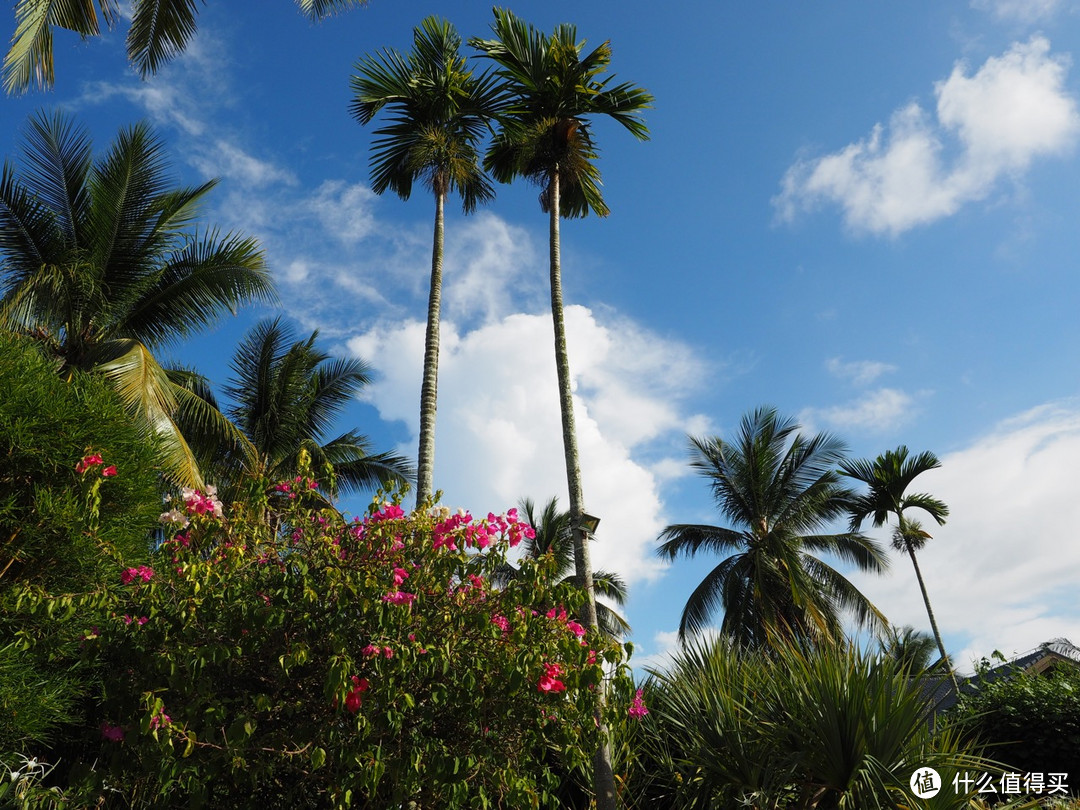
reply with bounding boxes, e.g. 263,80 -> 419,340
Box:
826,357 -> 897,386
972,0 -> 1063,23
802,388 -> 918,434
848,403 -> 1080,673
347,305 -> 710,587
775,37 -> 1080,235
189,139 -> 298,188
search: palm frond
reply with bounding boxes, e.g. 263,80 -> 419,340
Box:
127,0 -> 199,78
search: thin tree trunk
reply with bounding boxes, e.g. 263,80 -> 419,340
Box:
415,191 -> 444,507
905,544 -> 960,692
547,167 -> 616,810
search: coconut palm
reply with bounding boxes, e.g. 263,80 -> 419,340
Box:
878,625 -> 950,674
0,110 -> 273,486
495,497 -> 630,639
4,0 -> 368,93
657,407 -> 889,647
196,318 -> 412,502
841,446 -> 954,685
350,16 -> 502,507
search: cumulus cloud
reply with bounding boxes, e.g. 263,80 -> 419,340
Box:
971,0 -> 1063,23
826,357 -> 897,386
848,403 -> 1080,672
775,37 -> 1080,235
802,388 -> 918,434
348,305 -> 710,586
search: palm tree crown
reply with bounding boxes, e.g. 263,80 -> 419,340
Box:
4,0 -> 368,93
351,16 -> 502,507
841,446 -> 955,685
202,318 -> 413,501
0,111 -> 274,486
495,497 -> 630,639
470,8 -> 652,218
657,407 -> 889,647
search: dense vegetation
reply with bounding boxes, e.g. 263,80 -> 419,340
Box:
3,6 -> 1077,809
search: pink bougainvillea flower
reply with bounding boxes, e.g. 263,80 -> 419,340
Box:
628,689 -> 649,719
100,723 -> 124,742
381,591 -> 416,606
391,566 -> 409,586
537,662 -> 566,693
76,453 -> 104,474
566,620 -> 586,638
101,465 -> 118,477
121,565 -> 154,585
491,614 -> 510,635
345,676 -> 369,713
149,712 -> 172,730
362,644 -> 380,657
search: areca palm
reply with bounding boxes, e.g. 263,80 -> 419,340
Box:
351,16 -> 502,507
841,446 -> 954,685
657,407 -> 889,647
472,18 -> 651,803
495,497 -> 630,639
471,7 -> 651,636
0,111 -> 273,487
200,318 -> 412,502
4,0 -> 368,93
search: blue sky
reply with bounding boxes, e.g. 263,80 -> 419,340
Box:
4,0 -> 1080,674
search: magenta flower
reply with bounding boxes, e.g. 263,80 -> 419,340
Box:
101,465 -> 118,477
76,453 -> 104,474
491,614 -> 510,635
537,663 -> 566,694
149,712 -> 171,731
381,591 -> 416,606
345,676 -> 369,713
100,723 -> 124,742
628,689 -> 649,719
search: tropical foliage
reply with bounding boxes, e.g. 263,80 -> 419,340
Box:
191,317 -> 412,503
0,111 -> 274,486
350,16 -> 502,506
495,497 -> 631,639
4,0 -> 369,92
6,473 -> 640,808
657,407 -> 888,646
626,639 -> 1023,810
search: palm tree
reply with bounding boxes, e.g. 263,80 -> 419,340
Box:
471,6 -> 651,635
841,446 -> 955,686
878,625 -> 950,674
494,497 -> 630,639
350,16 -> 502,508
472,18 -> 651,804
657,407 -> 889,647
4,0 -> 368,93
0,110 -> 273,487
196,318 -> 412,502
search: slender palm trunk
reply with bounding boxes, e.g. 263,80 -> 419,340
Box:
905,544 -> 960,691
415,191 -> 444,507
547,167 -> 616,810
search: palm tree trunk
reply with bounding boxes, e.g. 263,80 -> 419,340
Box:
548,167 -> 617,810
905,544 -> 960,692
415,191 -> 444,507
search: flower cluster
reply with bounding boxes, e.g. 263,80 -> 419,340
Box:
181,486 -> 223,518
344,676 -> 369,714
537,663 -> 566,694
273,475 -> 320,499
628,689 -> 649,719
381,590 -> 417,606
120,565 -> 154,585
75,452 -> 117,477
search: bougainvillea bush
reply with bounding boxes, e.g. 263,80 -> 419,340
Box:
24,478 -> 641,808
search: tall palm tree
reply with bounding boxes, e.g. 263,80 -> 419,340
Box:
472,18 -> 651,804
350,16 -> 502,508
495,497 -> 630,639
0,110 -> 273,487
841,446 -> 955,686
4,0 -> 368,93
657,407 -> 889,647
471,6 -> 651,635
196,318 -> 412,502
